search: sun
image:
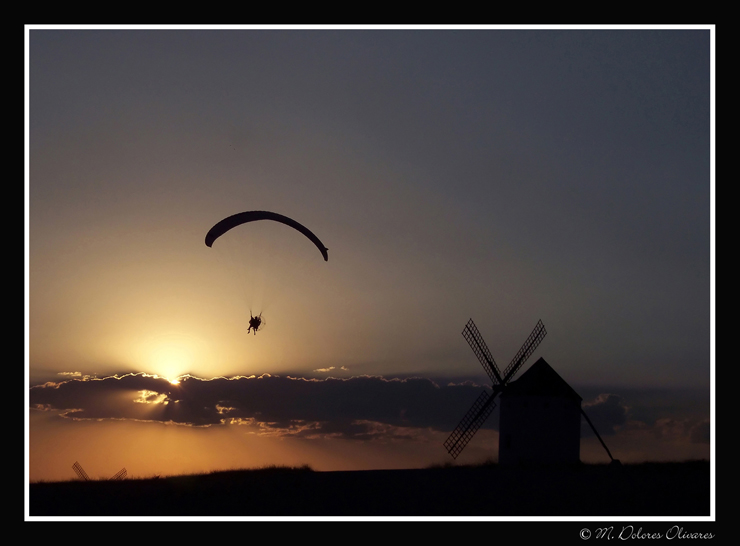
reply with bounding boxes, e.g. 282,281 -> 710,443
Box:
133,332 -> 201,380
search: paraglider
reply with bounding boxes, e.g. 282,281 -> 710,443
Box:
205,210 -> 328,261
205,210 -> 328,336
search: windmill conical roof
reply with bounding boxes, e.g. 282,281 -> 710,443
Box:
502,357 -> 582,401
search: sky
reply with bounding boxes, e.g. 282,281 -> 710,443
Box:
26,26 -> 713,485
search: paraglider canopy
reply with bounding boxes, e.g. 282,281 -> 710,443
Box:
205,210 -> 328,262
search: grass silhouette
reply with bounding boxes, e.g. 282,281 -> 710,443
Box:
29,460 -> 709,517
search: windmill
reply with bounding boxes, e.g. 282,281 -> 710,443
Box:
444,318 -> 546,459
444,319 -> 620,465
72,461 -> 127,481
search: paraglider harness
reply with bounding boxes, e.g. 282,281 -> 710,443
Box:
247,313 -> 264,335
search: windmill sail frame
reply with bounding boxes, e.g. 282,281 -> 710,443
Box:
444,319 -> 547,459
72,461 -> 90,481
71,461 -> 128,481
443,389 -> 496,459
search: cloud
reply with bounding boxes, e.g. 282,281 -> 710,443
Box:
581,393 -> 629,437
29,372 -> 489,439
29,374 -> 710,454
312,366 -> 350,373
652,418 -> 711,445
689,420 -> 710,444
580,392 -> 710,449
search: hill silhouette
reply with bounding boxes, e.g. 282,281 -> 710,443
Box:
29,460 -> 709,517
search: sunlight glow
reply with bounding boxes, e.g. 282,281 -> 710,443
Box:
133,332 -> 206,380
134,390 -> 169,405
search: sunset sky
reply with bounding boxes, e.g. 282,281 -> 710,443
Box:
26,26 -> 713,484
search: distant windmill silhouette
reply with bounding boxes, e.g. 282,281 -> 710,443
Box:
72,461 -> 127,481
444,319 -> 546,459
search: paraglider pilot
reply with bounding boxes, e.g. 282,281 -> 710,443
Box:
247,313 -> 263,335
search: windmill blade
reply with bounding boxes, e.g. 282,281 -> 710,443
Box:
462,319 -> 503,385
72,461 -> 90,481
110,467 -> 127,481
502,319 -> 547,383
443,389 -> 497,459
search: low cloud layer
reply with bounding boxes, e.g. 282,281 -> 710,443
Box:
30,372 -> 709,448
580,392 -> 709,447
30,373 -> 489,439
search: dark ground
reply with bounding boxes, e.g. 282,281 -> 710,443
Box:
29,460 -> 710,517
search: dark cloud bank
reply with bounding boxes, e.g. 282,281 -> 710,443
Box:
30,373 -> 707,445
